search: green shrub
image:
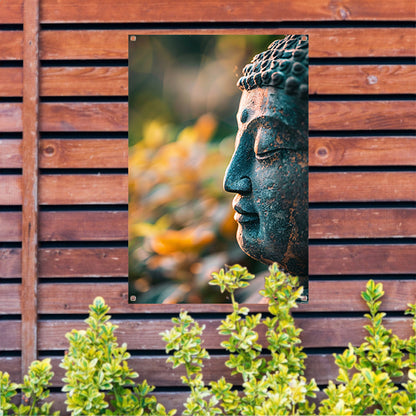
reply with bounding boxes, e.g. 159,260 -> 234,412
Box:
0,358 -> 58,416
0,266 -> 414,416
60,296 -> 174,416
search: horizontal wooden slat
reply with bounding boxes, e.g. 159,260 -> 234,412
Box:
310,208 -> 416,238
39,138 -> 127,168
309,244 -> 416,275
0,103 -> 22,132
3,101 -> 414,133
0,321 -> 20,350
14,65 -> 411,96
36,279 -> 416,314
36,317 -> 413,351
39,103 -> 127,132
1,245 -> 414,278
0,31 -> 23,60
3,138 -> 415,169
310,172 -> 416,202
0,68 -> 22,96
0,0 -> 23,24
0,315 -> 412,351
39,0 -> 415,23
40,67 -> 127,96
0,139 -> 21,168
0,284 -> 20,314
310,137 -> 416,166
39,28 -> 416,60
310,65 -> 416,95
2,209 -> 414,242
1,172 -> 415,206
310,100 -> 415,130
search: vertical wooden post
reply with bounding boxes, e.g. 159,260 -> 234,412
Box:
21,0 -> 40,376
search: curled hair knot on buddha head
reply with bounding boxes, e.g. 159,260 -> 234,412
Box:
237,35 -> 308,99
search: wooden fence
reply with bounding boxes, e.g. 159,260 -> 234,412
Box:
0,0 -> 415,413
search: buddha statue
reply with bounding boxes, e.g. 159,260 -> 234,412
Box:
224,35 -> 308,290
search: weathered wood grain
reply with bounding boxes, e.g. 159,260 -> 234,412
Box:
310,208 -> 416,238
0,68 -> 22,96
39,0 -> 415,23
39,139 -> 127,168
0,321 -> 20,350
0,139 -> 22,168
310,101 -> 415,131
0,212 -> 22,241
39,28 -> 416,60
310,65 -> 416,95
35,317 -> 413,351
0,103 -> 22,132
310,172 -> 416,202
310,137 -> 416,166
36,279 -> 416,314
0,31 -> 23,60
0,0 -> 23,24
40,67 -> 127,96
1,245 -> 414,278
0,284 -> 20,314
309,244 -> 416,275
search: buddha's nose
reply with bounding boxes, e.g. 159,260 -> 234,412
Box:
223,157 -> 252,195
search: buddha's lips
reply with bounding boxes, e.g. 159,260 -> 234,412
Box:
232,197 -> 258,223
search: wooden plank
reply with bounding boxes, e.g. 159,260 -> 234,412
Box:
0,103 -> 22,132
310,101 -> 415,131
39,0 -> 415,23
310,172 -> 416,202
0,211 -> 127,242
0,139 -> 21,168
38,65 -> 415,96
0,0 -> 23,24
40,103 -> 127,132
1,172 -> 415,206
39,211 -> 128,241
310,244 -> 416,275
39,28 -> 416,60
0,176 -> 21,205
3,137 -> 415,169
39,139 -> 127,168
38,101 -> 415,132
0,249 -> 21,279
39,174 -> 127,205
0,68 -> 22,97
310,137 -> 416,166
37,279 -> 416,314
0,31 -> 23,60
37,316 -> 413,350
0,321 -> 21,350
37,248 -> 128,277
40,67 -> 127,96
21,0 -> 40,375
0,284 -> 21,314
310,208 -> 416,238
310,65 -> 416,95
0,212 -> 22,241
1,245 -> 414,278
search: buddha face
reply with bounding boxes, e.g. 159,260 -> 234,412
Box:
224,86 -> 308,277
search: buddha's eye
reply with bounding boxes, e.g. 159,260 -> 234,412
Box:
254,126 -> 283,160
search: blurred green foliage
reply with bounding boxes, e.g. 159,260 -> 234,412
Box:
128,35 -> 279,303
